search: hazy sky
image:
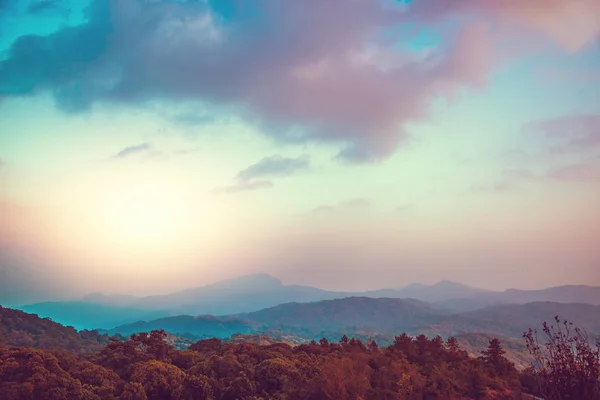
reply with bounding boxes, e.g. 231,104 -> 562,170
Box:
1,0 -> 599,300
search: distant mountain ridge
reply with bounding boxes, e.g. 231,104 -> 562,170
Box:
18,301 -> 170,330
239,297 -> 441,336
16,273 -> 600,330
107,315 -> 253,338
106,297 -> 600,347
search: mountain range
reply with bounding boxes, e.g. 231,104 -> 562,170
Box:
101,298 -> 600,351
15,273 -> 600,331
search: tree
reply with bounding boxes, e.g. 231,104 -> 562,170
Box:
130,360 -> 186,400
447,337 -> 460,352
524,316 -> 600,400
481,338 -> 506,366
368,339 -> 379,353
480,338 -> 516,379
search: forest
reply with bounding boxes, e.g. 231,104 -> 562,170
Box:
2,306 -> 599,400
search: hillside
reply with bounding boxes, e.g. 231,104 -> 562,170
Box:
495,285 -> 600,305
105,297 -> 600,347
439,302 -> 600,338
0,328 -> 526,400
364,280 -> 492,303
0,305 -> 110,353
18,301 -> 170,330
455,333 -> 534,370
240,296 -> 442,336
108,314 -> 253,338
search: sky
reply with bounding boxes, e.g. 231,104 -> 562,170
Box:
1,0 -> 599,302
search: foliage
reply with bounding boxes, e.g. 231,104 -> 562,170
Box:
0,328 -> 525,399
0,306 -> 110,353
523,316 -> 600,400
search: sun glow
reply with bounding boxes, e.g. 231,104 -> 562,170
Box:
92,177 -> 198,250
103,185 -> 185,243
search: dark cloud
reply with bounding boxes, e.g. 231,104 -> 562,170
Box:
2,1 -> 595,161
110,143 -> 152,160
0,0 -> 13,10
236,155 -> 309,182
0,0 -> 497,162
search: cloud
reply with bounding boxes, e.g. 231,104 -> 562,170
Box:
476,159 -> 600,190
546,162 -> 600,182
0,0 -> 498,163
501,169 -> 539,180
110,143 -> 153,160
0,0 -> 13,11
472,168 -> 542,193
217,154 -> 308,194
471,181 -> 514,194
410,0 -> 600,52
0,1 -> 596,162
236,155 -> 309,182
313,198 -> 372,214
395,204 -> 414,213
216,180 -> 273,194
27,0 -> 65,14
526,114 -> 600,153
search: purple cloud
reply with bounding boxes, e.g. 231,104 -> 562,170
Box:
1,1 -> 597,162
0,0 -> 498,162
526,114 -> 600,153
409,0 -> 600,51
546,162 -> 600,182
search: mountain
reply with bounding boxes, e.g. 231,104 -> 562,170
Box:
364,280 -> 492,303
107,315 -> 253,338
494,285 -> 600,305
18,273 -> 600,330
0,305 -> 110,353
426,302 -> 600,338
77,274 -> 494,317
106,297 -> 445,340
81,292 -> 141,307
239,297 -> 443,337
17,301 -> 170,330
90,273 -> 352,316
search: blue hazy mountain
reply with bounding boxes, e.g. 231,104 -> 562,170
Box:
15,273 -> 600,330
17,302 -> 170,330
